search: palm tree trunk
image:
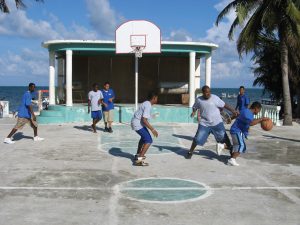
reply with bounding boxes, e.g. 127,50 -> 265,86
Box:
280,39 -> 293,125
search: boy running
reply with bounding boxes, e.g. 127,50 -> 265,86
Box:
131,92 -> 158,166
228,101 -> 268,166
88,83 -> 104,133
4,83 -> 44,144
186,85 -> 238,159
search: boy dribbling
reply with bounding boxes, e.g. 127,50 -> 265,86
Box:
227,101 -> 269,166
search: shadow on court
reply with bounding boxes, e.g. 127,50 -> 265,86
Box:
194,149 -> 230,164
172,134 -> 193,141
73,125 -> 105,132
263,134 -> 300,143
108,147 -> 135,162
13,132 -> 33,141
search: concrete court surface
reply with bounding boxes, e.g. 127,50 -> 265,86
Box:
0,117 -> 299,225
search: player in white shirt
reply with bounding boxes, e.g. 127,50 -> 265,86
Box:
88,83 -> 104,133
131,92 -> 159,166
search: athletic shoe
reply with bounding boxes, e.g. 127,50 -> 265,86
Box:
4,138 -> 15,144
33,136 -> 44,142
134,159 -> 149,166
108,127 -> 113,133
228,158 -> 239,166
104,127 -> 109,132
134,155 -> 146,161
185,151 -> 193,159
216,143 -> 224,156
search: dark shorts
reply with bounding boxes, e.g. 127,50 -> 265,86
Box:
194,122 -> 228,146
91,110 -> 102,120
136,127 -> 153,144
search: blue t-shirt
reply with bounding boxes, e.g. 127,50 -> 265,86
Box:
18,91 -> 33,118
101,89 -> 115,111
230,108 -> 254,137
236,94 -> 250,111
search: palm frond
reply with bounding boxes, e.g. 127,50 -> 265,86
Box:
0,0 -> 10,13
216,0 -> 240,26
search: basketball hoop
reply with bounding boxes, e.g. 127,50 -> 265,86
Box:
132,46 -> 144,58
115,20 -> 161,110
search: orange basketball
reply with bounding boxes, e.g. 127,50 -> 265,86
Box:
261,118 -> 273,131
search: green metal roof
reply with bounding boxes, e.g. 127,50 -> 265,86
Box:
42,40 -> 218,56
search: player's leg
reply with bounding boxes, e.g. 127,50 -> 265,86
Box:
30,120 -> 44,141
228,132 -> 245,166
103,111 -> 109,132
212,122 -> 232,156
134,127 -> 153,166
4,118 -> 27,144
186,124 -> 210,159
107,110 -> 114,133
134,139 -> 144,160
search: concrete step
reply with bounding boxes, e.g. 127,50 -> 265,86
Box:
40,110 -> 64,117
37,116 -> 65,124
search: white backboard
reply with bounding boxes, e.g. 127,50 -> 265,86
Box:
116,20 -> 161,54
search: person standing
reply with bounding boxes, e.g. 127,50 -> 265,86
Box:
186,86 -> 238,159
4,83 -> 44,144
101,82 -> 115,133
88,83 -> 104,133
236,86 -> 250,111
131,92 -> 159,166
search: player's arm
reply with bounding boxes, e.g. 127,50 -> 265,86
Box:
245,96 -> 250,108
142,117 -> 158,137
250,117 -> 268,126
235,97 -> 239,110
25,94 -> 36,121
224,103 -> 239,118
109,91 -> 115,102
190,99 -> 200,117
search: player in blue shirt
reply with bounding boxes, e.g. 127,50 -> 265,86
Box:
235,86 -> 250,111
228,102 -> 268,166
4,83 -> 44,144
101,82 -> 115,133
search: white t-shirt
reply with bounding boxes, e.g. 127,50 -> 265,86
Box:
88,90 -> 103,111
131,101 -> 152,131
193,94 -> 225,127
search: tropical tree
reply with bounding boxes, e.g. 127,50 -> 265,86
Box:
216,0 -> 300,125
251,33 -> 300,117
0,0 -> 43,13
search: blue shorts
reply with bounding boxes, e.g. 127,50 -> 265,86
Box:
91,110 -> 102,120
231,132 -> 246,153
194,122 -> 227,146
136,127 -> 153,144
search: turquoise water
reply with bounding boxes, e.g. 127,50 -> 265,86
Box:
0,86 -> 267,112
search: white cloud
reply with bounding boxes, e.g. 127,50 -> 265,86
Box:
165,29 -> 193,42
199,0 -> 253,87
85,0 -> 123,38
0,49 -> 48,79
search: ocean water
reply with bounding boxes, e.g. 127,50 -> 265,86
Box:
0,86 -> 267,112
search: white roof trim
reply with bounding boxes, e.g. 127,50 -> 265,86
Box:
42,40 -> 218,49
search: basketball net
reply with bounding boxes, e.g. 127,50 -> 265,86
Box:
132,46 -> 143,58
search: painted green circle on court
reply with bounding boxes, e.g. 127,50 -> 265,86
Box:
119,178 -> 211,203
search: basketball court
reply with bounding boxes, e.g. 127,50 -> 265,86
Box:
0,118 -> 300,225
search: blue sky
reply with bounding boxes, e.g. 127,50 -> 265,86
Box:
0,0 -> 254,87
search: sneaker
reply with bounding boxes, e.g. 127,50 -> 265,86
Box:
4,138 -> 15,144
228,158 -> 239,166
108,127 -> 113,133
216,143 -> 224,156
134,158 -> 149,166
185,151 -> 193,159
134,155 -> 146,161
104,127 -> 109,132
33,136 -> 44,142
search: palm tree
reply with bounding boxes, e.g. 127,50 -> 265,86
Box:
0,0 -> 43,13
216,0 -> 300,125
